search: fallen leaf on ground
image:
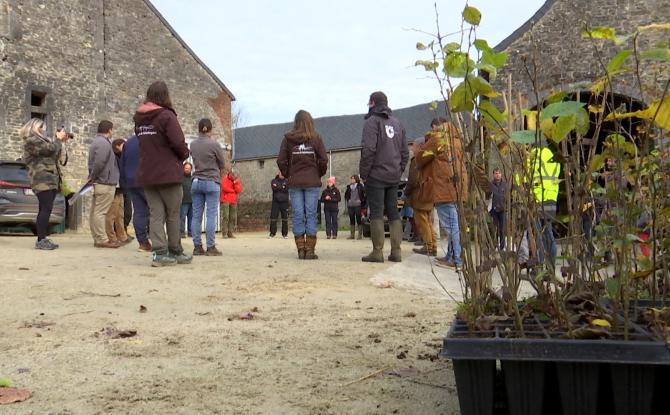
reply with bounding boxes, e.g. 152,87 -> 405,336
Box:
195,312 -> 211,316
0,387 -> 31,404
591,318 -> 611,328
239,312 -> 254,320
372,280 -> 392,288
17,267 -> 29,271
404,312 -> 417,318
97,327 -> 137,339
139,305 -> 147,313
0,377 -> 13,387
396,351 -> 407,359
388,367 -> 420,377
251,307 -> 259,312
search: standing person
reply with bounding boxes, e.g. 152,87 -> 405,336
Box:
277,109 -> 328,260
321,176 -> 341,239
423,118 -> 468,270
105,138 -> 133,246
120,134 -> 151,251
269,172 -> 289,238
20,118 -> 69,250
134,80 -> 191,267
411,135 -> 439,257
359,91 -> 408,263
190,118 -> 226,256
529,144 -> 560,269
220,171 -> 242,238
489,167 -> 507,251
344,174 -> 366,240
180,162 -> 193,238
88,120 -> 120,249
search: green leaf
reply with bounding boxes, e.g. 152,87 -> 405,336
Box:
465,74 -> 498,98
481,49 -> 508,69
589,154 -> 605,173
444,42 -> 460,52
415,60 -> 439,72
476,63 -> 497,79
429,101 -> 438,111
541,101 -> 586,120
443,52 -> 475,78
0,377 -> 13,388
641,48 -> 670,62
510,130 -> 539,144
449,82 -> 475,113
462,6 -> 482,25
607,49 -> 632,73
473,39 -> 492,52
479,100 -> 505,124
582,26 -> 616,41
416,42 -> 428,50
545,91 -> 568,105
552,114 -> 576,144
575,107 -> 591,135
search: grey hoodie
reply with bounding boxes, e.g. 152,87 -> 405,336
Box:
359,106 -> 408,185
88,134 -> 119,185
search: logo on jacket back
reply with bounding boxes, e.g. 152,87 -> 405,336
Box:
385,125 -> 395,139
137,125 -> 157,137
292,143 -> 315,156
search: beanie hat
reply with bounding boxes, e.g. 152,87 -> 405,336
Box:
369,91 -> 388,107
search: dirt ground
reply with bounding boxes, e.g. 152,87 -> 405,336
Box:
0,232 -> 460,415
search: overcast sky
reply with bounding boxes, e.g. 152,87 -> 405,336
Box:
151,0 -> 545,127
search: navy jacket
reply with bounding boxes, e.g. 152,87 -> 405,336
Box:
120,135 -> 141,189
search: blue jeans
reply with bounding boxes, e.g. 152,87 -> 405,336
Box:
190,178 -> 221,248
180,203 -> 192,235
435,202 -> 462,266
289,187 -> 320,236
128,187 -> 149,243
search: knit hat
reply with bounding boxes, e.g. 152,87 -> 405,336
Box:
369,91 -> 388,107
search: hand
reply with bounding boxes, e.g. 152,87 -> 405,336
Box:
56,130 -> 67,141
325,196 -> 331,200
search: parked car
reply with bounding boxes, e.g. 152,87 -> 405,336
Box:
360,179 -> 407,238
0,160 -> 65,233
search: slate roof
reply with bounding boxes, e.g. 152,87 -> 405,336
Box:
143,0 -> 235,100
233,101 -> 449,161
494,0 -> 556,52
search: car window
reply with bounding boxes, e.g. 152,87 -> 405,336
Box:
0,164 -> 30,184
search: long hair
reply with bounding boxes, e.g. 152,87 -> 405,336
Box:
289,110 -> 318,140
19,118 -> 46,140
145,81 -> 173,109
351,174 -> 360,184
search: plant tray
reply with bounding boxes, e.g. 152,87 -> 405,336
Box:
442,315 -> 670,365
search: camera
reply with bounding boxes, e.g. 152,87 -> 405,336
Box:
57,125 -> 75,140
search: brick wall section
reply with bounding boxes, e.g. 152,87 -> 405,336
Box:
493,0 -> 670,105
0,0 -> 233,230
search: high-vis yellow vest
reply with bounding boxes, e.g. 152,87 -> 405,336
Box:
529,147 -> 560,203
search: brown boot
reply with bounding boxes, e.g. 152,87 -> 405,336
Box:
295,234 -> 306,259
138,241 -> 152,252
305,235 -> 318,260
193,245 -> 205,256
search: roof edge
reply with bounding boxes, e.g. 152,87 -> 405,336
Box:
493,0 -> 557,52
142,0 -> 236,100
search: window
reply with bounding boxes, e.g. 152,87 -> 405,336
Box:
258,160 -> 265,169
31,91 -> 46,107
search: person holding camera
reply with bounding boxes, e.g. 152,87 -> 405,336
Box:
20,118 -> 69,250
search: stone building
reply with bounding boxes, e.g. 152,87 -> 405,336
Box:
492,0 -> 669,121
232,102 -> 447,230
0,0 -> 234,228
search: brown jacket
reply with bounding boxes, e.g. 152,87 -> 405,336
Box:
277,131 -> 328,188
134,103 -> 190,186
414,125 -> 468,205
404,157 -> 431,211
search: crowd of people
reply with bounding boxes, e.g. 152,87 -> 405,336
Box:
20,86 -> 487,269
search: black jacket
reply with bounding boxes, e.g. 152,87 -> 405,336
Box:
271,176 -> 289,203
344,183 -> 366,207
489,179 -> 507,213
359,106 -> 408,185
182,175 -> 193,204
321,186 -> 341,211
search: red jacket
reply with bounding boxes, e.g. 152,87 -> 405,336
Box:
220,175 -> 242,204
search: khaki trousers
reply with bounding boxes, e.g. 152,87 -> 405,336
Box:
220,202 -> 238,236
414,208 -> 437,251
105,192 -> 128,242
90,184 -> 116,244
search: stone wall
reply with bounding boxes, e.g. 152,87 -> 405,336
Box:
0,0 -> 233,231
493,0 -> 670,106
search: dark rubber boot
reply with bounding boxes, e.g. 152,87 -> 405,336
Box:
362,219 -> 385,263
388,219 -> 402,262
